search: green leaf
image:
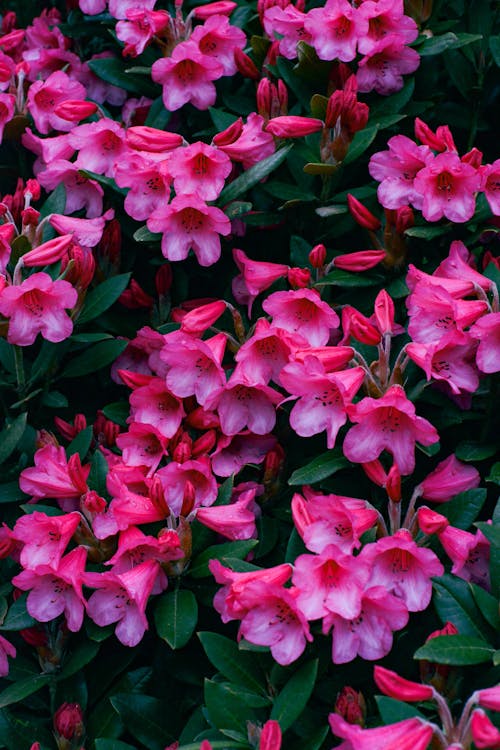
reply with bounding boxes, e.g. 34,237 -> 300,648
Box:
39,183 -> 66,219
405,224 -> 451,239
189,540 -> 258,578
455,442 -> 498,461
494,650 -> 500,666
438,489 -> 486,530
61,339 -> 128,378
218,145 -> 293,204
110,694 -> 173,750
66,425 -> 94,461
198,632 -> 265,694
204,679 -> 257,733
154,589 -> 198,649
418,32 -> 482,56
0,674 -> 51,709
270,659 -> 318,731
101,401 -> 129,427
375,697 -> 424,724
474,523 -> 500,598
95,741 -> 137,750
209,107 -> 238,131
486,462 -> 500,485
288,452 -> 349,485
0,413 -> 27,465
432,574 -> 491,640
318,269 -> 384,287
0,708 -> 53,750
414,635 -> 494,665
0,482 -> 24,504
224,201 -> 252,219
177,743 -> 249,750
41,391 -> 69,408
344,125 -> 379,164
88,450 -> 109,497
0,593 -> 36,631
57,639 -> 100,680
215,475 -> 234,506
77,273 -> 131,325
88,57 -> 158,96
469,583 -> 500,631
490,35 -> 500,66
263,181 -> 317,202
133,225 -> 162,242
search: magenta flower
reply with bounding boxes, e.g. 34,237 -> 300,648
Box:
357,38 -> 420,95
413,151 -> 481,222
85,559 -> 159,646
481,159 -> 500,215
215,113 -> 275,168
357,0 -> 418,56
27,70 -> 87,134
343,384 -> 439,475
190,15 -> 246,76
38,158 -> 104,218
233,319 -> 297,385
263,5 -> 311,60
0,272 -> 77,346
329,714 -> 434,750
156,457 -> 218,516
211,432 -> 277,477
0,635 -> 16,678
13,511 -> 81,570
406,332 -> 479,395
206,374 -> 282,436
114,153 -> 172,222
129,378 -> 185,438
263,288 -> 340,347
419,453 -> 480,502
196,489 -> 257,540
147,194 -> 231,266
152,40 -> 224,111
369,135 -> 432,210
0,93 -> 15,144
166,141 -> 232,202
12,547 -> 87,632
305,0 -> 368,62
160,333 -> 226,406
19,445 -> 90,502
50,209 -> 115,248
360,529 -> 444,611
70,118 -> 127,177
470,312 -> 500,374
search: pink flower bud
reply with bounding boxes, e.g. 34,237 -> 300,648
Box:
417,507 -> 449,535
334,249 -> 386,272
181,480 -> 196,516
192,429 -> 217,458
180,299 -> 227,335
259,720 -> 282,750
420,454 -> 480,503
53,99 -> 98,122
470,709 -> 500,749
67,454 -> 89,495
342,306 -> 381,345
257,78 -> 272,119
374,666 -> 434,702
53,702 -> 84,741
21,207 -> 40,227
309,243 -> 326,268
414,118 -> 455,152
386,463 -> 401,503
173,435 -> 192,464
265,116 -> 324,138
374,289 -> 395,335
117,369 -> 154,389
362,459 -> 387,487
347,194 -> 381,231
334,686 -> 366,727
234,48 -> 260,79
82,490 -> 106,514
61,244 -> 95,290
0,29 -> 24,52
477,687 -> 500,712
193,0 -> 237,18
126,126 -> 183,153
22,234 -> 74,267
213,117 -> 244,147
287,267 -> 311,288
155,264 -> 173,296
462,147 -> 483,168
185,406 -> 220,430
24,179 -> 40,202
395,206 -> 414,233
119,279 -> 154,309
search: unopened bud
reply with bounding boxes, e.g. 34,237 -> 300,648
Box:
81,490 -> 106,514
470,709 -> 500,749
361,459 -> 387,487
259,719 -> 282,750
287,267 -> 311,288
192,429 -> 217,458
193,0 -> 236,18
347,194 -> 381,231
417,506 -> 449,535
373,289 -> 395,335
334,249 -> 386,272
213,117 -> 243,147
172,435 -> 192,464
21,207 -> 40,227
334,687 -> 366,727
185,406 -> 220,430
22,234 -> 73,267
395,205 -> 414,233
181,480 -> 196,516
265,116 -> 323,138
234,48 -> 260,80
180,300 -> 226,335
54,702 -> 84,741
126,126 -> 183,152
374,666 -> 434,702
54,100 -> 98,122
61,244 -> 95,290
309,243 -> 327,268
155,263 -> 173,296
462,147 -> 483,169
342,306 -> 381,345
386,463 -> 401,503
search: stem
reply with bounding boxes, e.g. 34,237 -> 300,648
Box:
402,486 -> 423,530
388,499 -> 401,534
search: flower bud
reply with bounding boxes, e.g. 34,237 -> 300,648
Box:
180,299 -> 227,335
21,207 -> 40,227
347,194 -> 381,231
477,687 -> 500,712
309,243 -> 326,268
234,48 -> 260,80
172,435 -> 192,464
61,244 -> 95,290
470,709 -> 500,749
67,454 -> 89,495
155,263 -> 173,296
192,429 -> 217,458
259,719 -> 282,750
193,0 -> 237,18
417,507 -> 449,535
81,490 -> 106,514
54,100 -> 98,122
342,306 -> 381,345
53,702 -> 84,741
24,179 -> 40,202
361,459 -> 387,487
374,666 -> 434,702
181,480 -> 196,516
119,279 -> 154,309
22,234 -> 74,267
0,29 -> 25,52
334,687 -> 366,727
334,249 -> 386,272
395,205 -> 414,233
265,116 -> 323,138
185,406 -> 220,430
374,289 -> 395,335
117,370 -> 154,389
287,267 -> 311,288
126,126 -> 183,153
386,463 -> 401,503
419,454 -> 480,503
213,117 -> 244,147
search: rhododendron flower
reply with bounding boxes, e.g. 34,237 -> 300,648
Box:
12,547 -> 87,632
360,529 -> 444,611
369,135 -> 432,210
206,374 -> 282,435
263,4 -> 311,59
116,423 -> 168,472
305,0 -> 368,62
406,332 -> 479,395
38,159 -> 104,218
481,159 -> 500,215
70,119 -> 127,178
0,272 -> 77,346
116,9 -> 170,57
343,384 -> 439,474
215,112 -> 275,168
325,585 -> 409,663
19,445 -> 90,502
357,38 -> 420,95
166,141 -> 232,201
85,559 -> 159,646
106,526 -> 181,594
329,714 -> 434,750
129,378 -> 185,438
50,208 -> 115,248
357,0 -> 418,55
147,194 -> 231,266
233,319 -> 297,385
210,560 -> 292,622
470,312 -> 500,374
0,92 -> 15,144
160,333 -> 226,405
413,151 -> 481,222
435,240 -> 493,292
0,222 -> 14,273
108,0 -> 156,20
114,154 -> 172,222
189,14 -> 246,76
211,432 -> 277,477
0,635 -> 16,678
27,70 -> 87,134
196,488 -> 257,540
152,41 -> 224,111
156,457 -> 218,516
419,453 -> 480,502
407,281 -> 487,345
13,511 -> 81,570
263,288 -> 339,347
374,665 -> 434,702
470,709 -> 500,749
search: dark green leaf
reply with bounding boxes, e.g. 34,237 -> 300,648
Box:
88,57 -> 158,96
438,489 -> 486,530
432,574 -> 491,640
133,225 -> 162,242
270,659 -> 318,731
218,145 -> 293,204
418,32 -> 482,56
61,339 -> 128,378
66,425 -> 93,461
101,401 -> 129,427
263,181 -> 316,202
474,523 -> 500,598
189,540 -> 258,578
0,482 -> 24,504
318,269 -> 384,287
110,694 -> 173,750
77,273 -> 131,325
414,635 -> 494,665
39,183 -> 66,219
57,639 -> 100,680
41,391 -> 69,408
198,632 -> 265,694
490,35 -> 500,66
288,452 -> 349,485
455,442 -> 498,461
0,674 -> 51,709
209,107 -> 238,131
215,476 -> 234,506
469,583 -> 500,630
375,697 -> 425,723
155,589 -> 198,649
0,413 -> 27,464
88,450 -> 109,497
0,593 -> 36,631
486,462 -> 500,484
405,224 -> 450,239
224,201 -> 252,219
0,708 -> 53,750
344,126 -> 378,164
204,679 -> 255,733
95,741 -> 137,750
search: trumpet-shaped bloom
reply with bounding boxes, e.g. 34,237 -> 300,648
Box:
152,40 -> 224,111
13,511 -> 81,570
263,288 -> 339,347
413,151 -> 481,222
166,141 -> 232,201
328,714 -> 434,750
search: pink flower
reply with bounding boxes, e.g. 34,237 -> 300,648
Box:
211,432 -> 277,477
114,153 -> 172,222
419,453 -> 480,502
13,511 -> 81,570
152,40 -> 224,111
0,92 -> 15,144
305,0 -> 368,62
232,249 -> 289,315
328,714 -> 434,750
147,194 -> 231,266
262,288 -> 339,347
435,240 -> 493,292
190,15 -> 246,76
215,112 -> 275,168
156,457 -> 218,516
70,119 -> 127,177
360,529 -> 444,611
105,526 -> 181,594
206,374 -> 282,436
406,332 -> 479,395
166,141 -> 232,201
85,559 -> 159,646
210,560 -> 292,622
50,208 -> 115,248
19,445 -> 90,502
357,0 -> 418,56
413,151 -> 481,222
263,5 -> 311,59
116,9 -> 170,56
470,709 -> 500,749
407,281 -> 487,345
369,135 -> 432,210
343,384 -> 439,475
129,378 -> 185,438
357,39 -> 420,95
481,159 -> 500,215
0,222 -> 14,274
0,635 -> 16,678
233,319 -> 297,385
374,665 -> 434,702
38,159 -> 103,218
470,312 -> 500,374
195,488 -> 257,540
324,585 -> 409,663
160,333 -> 226,405
27,70 -> 87,134
12,547 -> 87,632
0,272 -> 77,346
116,423 -> 168,473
